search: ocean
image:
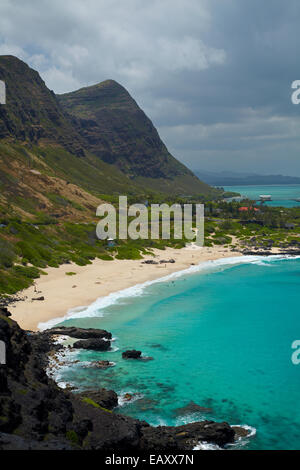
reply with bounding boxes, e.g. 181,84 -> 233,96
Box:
224,184 -> 300,208
48,255 -> 300,450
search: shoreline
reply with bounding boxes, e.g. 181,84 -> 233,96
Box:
10,245 -> 244,331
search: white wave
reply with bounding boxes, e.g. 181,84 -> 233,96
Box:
251,260 -> 272,266
241,424 -> 257,438
52,335 -> 78,347
118,391 -> 144,407
108,346 -> 119,352
56,381 -> 69,389
194,424 -> 257,451
232,424 -> 257,440
38,254 -> 298,330
194,441 -> 222,450
175,413 -> 212,427
150,417 -> 169,427
225,424 -> 257,449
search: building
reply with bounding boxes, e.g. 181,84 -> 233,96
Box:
239,207 -> 259,212
107,237 -> 116,247
259,195 -> 272,202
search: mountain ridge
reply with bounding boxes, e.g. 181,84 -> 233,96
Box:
0,55 -> 219,220
58,79 -> 197,180
0,55 -> 85,157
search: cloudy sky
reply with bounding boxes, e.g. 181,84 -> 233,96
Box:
1,0 -> 300,175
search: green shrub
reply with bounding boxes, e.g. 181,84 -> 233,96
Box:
66,430 -> 80,445
0,238 -> 16,268
81,397 -> 112,413
115,245 -> 143,260
13,265 -> 40,279
97,254 -> 114,261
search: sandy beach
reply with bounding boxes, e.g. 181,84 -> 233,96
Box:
10,245 -> 243,331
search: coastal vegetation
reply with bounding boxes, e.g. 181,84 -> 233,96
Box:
0,56 -> 299,300
0,195 -> 299,297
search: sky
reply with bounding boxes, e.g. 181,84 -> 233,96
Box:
0,0 -> 300,175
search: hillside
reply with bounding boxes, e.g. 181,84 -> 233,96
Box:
0,56 -> 221,294
58,80 -> 212,195
0,55 -> 84,157
0,55 -> 216,202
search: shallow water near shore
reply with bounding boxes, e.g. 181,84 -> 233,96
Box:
224,184 -> 300,207
53,256 -> 300,450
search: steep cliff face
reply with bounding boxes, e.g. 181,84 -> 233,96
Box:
59,80 -> 187,177
0,55 -> 217,201
0,56 -> 84,157
59,80 -> 213,195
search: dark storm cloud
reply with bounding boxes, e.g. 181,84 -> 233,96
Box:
0,0 -> 299,174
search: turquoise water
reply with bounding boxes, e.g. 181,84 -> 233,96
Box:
224,184 -> 300,208
53,256 -> 300,450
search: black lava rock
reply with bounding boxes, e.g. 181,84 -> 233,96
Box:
122,350 -> 142,359
73,338 -> 111,351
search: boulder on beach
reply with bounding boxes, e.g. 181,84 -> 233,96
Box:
73,338 -> 111,351
122,350 -> 142,359
159,259 -> 175,264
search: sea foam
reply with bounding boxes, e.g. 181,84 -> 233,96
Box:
38,254 -> 294,330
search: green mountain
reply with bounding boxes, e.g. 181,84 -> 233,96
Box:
0,55 -> 218,221
58,80 -> 211,194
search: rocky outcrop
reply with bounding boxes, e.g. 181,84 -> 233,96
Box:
140,421 -> 235,450
0,432 -> 74,450
77,389 -> 118,410
59,81 -> 190,180
47,326 -> 112,340
0,308 -> 74,443
122,350 -> 142,359
73,338 -> 111,351
0,307 -> 240,450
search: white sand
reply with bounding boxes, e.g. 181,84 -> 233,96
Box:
10,245 -> 242,331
